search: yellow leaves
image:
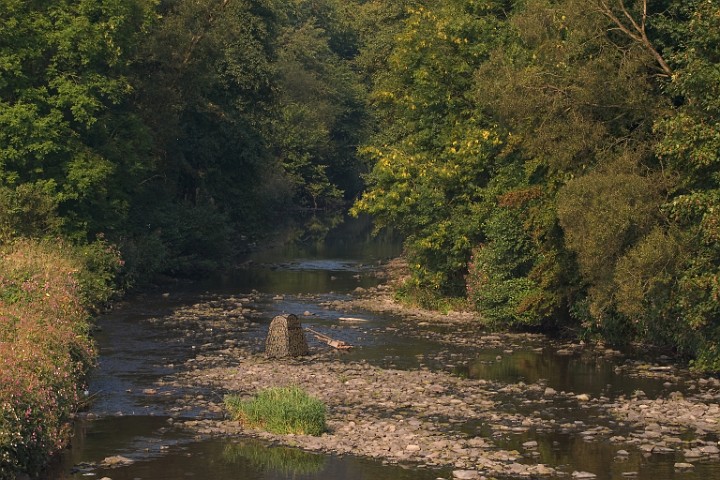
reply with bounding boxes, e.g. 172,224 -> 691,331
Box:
359,145 -> 383,158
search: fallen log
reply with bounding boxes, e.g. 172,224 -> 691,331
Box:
305,327 -> 353,350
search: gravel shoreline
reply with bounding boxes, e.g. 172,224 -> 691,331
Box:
131,266 -> 720,479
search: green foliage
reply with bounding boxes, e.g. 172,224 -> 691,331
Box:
613,228 -> 685,342
107,198 -> 236,285
351,0 -> 720,369
1,0 -> 370,282
557,168 -> 663,320
267,1 -> 369,208
225,386 -> 327,436
0,0 -> 157,240
467,208 -> 541,328
70,235 -> 124,311
131,0 -> 283,229
353,0 -> 511,294
0,181 -> 63,242
648,0 -> 720,369
147,201 -> 233,277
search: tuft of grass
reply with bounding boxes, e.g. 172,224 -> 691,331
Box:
225,386 -> 326,436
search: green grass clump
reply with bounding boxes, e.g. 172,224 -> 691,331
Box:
225,386 -> 326,436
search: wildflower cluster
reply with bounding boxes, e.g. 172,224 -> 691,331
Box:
0,240 -> 99,479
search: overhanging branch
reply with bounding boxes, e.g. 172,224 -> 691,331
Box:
597,0 -> 673,76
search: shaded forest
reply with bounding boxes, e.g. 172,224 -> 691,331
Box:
2,0 -> 720,370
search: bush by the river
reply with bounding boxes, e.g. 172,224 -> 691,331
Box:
0,239 -> 121,479
225,386 -> 327,436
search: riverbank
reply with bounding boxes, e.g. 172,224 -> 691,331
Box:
125,271 -> 720,480
0,240 -> 115,479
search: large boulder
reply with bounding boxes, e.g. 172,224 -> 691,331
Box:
265,314 -> 309,358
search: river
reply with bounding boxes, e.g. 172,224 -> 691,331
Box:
52,215 -> 720,480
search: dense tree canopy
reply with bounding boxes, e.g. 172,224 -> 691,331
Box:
1,0 -> 720,369
354,0 -> 720,369
0,0 -> 156,240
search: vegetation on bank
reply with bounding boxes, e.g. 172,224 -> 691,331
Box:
353,0 -> 720,371
0,239 -> 121,479
225,387 -> 327,436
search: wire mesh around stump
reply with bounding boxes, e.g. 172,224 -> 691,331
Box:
265,314 -> 309,358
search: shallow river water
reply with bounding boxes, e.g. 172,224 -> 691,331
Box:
52,216 -> 720,480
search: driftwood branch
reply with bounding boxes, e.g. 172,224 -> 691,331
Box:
597,0 -> 673,76
306,328 -> 353,350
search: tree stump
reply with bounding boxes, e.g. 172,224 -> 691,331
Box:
265,314 -> 309,358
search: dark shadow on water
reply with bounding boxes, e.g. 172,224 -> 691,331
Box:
457,349 -> 677,399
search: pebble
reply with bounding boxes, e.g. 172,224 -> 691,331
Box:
100,455 -> 134,467
543,387 -> 557,397
572,471 -> 597,479
700,445 -> 720,454
453,470 -> 480,479
118,290 -> 720,479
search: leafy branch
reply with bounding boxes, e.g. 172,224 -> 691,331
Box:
597,0 -> 673,76
182,0 -> 231,65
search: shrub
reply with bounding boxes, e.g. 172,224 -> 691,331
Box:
225,386 -> 326,436
0,239 -> 96,479
0,182 -> 63,243
556,170 -> 661,320
466,208 -> 542,329
70,236 -> 124,312
143,201 -> 233,277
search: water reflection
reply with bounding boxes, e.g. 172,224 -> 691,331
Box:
56,418 -> 446,480
223,440 -> 326,476
460,349 -> 675,398
491,428 -> 719,480
197,214 -> 403,295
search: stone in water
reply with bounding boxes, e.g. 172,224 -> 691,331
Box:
265,314 -> 309,358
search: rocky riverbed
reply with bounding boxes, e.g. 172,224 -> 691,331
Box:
109,269 -> 720,480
